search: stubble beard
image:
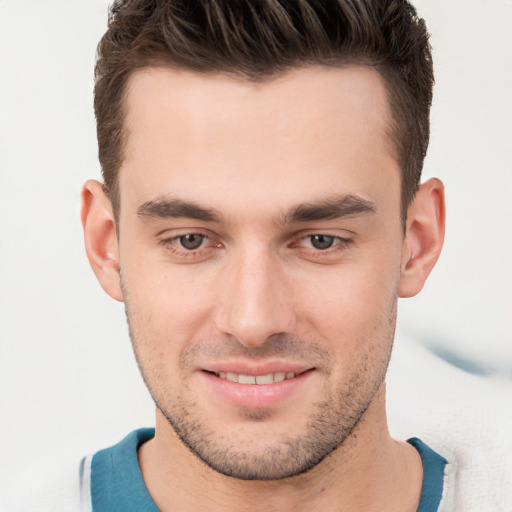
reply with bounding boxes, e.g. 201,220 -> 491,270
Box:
153,369 -> 387,481
123,288 -> 396,481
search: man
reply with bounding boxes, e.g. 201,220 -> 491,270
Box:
12,1 -> 507,511
76,1 -> 449,510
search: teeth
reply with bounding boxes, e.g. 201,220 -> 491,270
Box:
239,374 -> 256,384
255,374 -> 274,385
216,371 -> 297,385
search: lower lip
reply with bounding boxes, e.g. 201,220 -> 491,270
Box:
201,370 -> 314,409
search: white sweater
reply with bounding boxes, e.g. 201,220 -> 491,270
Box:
3,338 -> 511,512
386,337 -> 512,511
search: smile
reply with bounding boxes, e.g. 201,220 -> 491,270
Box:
214,371 -> 298,385
201,367 -> 315,408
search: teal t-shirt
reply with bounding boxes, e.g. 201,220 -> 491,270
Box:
88,429 -> 447,512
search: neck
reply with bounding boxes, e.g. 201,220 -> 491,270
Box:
138,386 -> 423,512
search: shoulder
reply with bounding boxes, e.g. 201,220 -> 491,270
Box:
387,338 -> 512,512
0,457 -> 87,512
1,429 -> 156,512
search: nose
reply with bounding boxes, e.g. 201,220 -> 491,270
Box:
213,248 -> 296,347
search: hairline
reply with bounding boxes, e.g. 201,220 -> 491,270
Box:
107,59 -> 410,227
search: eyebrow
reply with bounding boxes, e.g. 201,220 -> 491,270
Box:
280,194 -> 377,224
137,198 -> 223,223
136,194 -> 376,225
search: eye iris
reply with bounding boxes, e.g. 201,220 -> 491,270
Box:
310,234 -> 334,250
179,234 -> 204,250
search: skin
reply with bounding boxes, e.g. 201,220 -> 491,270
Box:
82,65 -> 445,511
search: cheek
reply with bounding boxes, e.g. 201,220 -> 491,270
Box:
293,257 -> 400,343
121,260 -> 219,346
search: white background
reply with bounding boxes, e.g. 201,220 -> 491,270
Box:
1,0 -> 511,497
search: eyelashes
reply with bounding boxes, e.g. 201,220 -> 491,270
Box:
294,234 -> 352,252
158,231 -> 219,260
158,231 -> 353,261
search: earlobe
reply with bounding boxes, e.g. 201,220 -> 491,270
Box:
398,178 -> 445,298
81,180 -> 123,302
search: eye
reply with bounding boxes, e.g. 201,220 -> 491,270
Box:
178,233 -> 206,250
159,231 -> 222,261
309,234 -> 335,250
291,233 -> 353,258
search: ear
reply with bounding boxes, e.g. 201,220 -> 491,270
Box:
81,180 -> 123,302
398,178 -> 445,298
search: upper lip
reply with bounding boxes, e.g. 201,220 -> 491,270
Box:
201,361 -> 314,376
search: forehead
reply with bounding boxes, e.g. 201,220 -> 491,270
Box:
119,65 -> 399,218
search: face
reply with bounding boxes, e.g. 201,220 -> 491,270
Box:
117,65 -> 404,480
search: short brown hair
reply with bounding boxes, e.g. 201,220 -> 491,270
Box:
94,0 -> 433,220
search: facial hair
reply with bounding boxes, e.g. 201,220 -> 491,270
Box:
123,280 -> 396,481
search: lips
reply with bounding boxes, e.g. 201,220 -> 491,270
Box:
200,364 -> 315,408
